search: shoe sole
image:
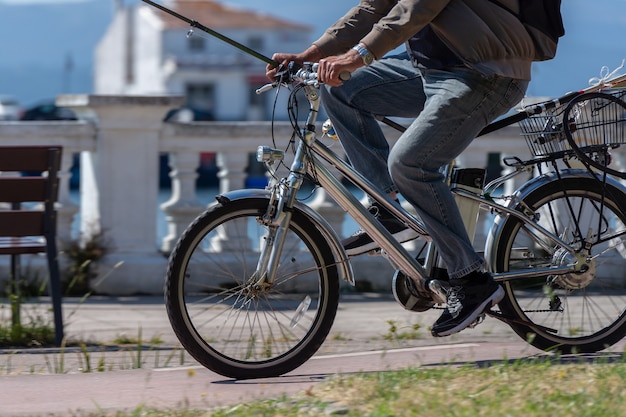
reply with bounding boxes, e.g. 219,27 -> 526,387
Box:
345,229 -> 420,256
431,285 -> 505,337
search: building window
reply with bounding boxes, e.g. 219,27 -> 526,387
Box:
249,86 -> 264,107
248,85 -> 268,120
247,36 -> 264,52
186,84 -> 215,119
188,36 -> 205,52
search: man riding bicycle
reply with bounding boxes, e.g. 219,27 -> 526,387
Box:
267,0 -> 535,337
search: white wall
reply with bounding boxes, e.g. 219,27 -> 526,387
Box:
94,9 -> 128,94
130,5 -> 166,95
94,4 -> 313,121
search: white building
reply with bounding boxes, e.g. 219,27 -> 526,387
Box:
95,0 -> 313,121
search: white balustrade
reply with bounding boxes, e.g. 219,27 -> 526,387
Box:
0,95 -> 547,295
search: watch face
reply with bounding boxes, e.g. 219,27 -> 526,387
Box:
353,45 -> 374,65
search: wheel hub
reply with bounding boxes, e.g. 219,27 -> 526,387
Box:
551,248 -> 596,290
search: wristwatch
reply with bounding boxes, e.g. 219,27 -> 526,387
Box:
352,44 -> 374,66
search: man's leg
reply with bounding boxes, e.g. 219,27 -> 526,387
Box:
389,67 -> 528,336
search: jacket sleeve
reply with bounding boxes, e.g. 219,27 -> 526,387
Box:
313,0 -> 451,59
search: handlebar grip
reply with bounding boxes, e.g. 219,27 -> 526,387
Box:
339,71 -> 351,82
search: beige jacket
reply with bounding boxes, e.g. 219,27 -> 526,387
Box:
313,0 -> 534,80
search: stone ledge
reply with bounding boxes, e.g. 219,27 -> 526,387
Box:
56,94 -> 185,108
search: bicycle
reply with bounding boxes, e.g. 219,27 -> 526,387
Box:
164,63 -> 626,379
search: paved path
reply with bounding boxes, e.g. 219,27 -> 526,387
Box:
0,294 -> 624,416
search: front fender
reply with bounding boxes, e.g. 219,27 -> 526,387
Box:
484,169 -> 626,270
216,189 -> 355,286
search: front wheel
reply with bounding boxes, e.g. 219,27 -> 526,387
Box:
165,198 -> 340,379
493,176 -> 626,353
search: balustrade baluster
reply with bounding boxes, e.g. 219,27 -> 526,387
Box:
211,150 -> 254,252
160,151 -> 204,253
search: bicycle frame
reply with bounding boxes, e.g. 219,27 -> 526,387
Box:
254,67 -> 605,299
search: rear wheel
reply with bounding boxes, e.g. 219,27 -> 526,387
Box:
493,177 -> 626,353
165,198 -> 340,379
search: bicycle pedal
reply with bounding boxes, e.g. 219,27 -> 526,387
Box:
428,279 -> 448,305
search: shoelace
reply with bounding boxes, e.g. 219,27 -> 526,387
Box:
446,286 -> 465,318
350,229 -> 367,237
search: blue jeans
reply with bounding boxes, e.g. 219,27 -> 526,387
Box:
321,53 -> 528,280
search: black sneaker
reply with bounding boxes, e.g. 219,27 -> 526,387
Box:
342,202 -> 418,256
431,271 -> 504,337
392,270 -> 435,312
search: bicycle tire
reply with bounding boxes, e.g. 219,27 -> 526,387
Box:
493,176 -> 626,353
165,198 -> 340,379
563,91 -> 626,178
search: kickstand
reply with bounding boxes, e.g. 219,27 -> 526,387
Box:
485,309 -> 558,334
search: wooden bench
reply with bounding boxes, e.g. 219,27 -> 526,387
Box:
0,146 -> 64,346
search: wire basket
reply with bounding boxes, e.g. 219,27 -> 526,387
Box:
518,103 -> 570,157
519,89 -> 626,158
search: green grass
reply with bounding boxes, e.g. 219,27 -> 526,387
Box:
58,355 -> 626,417
382,319 -> 422,341
0,303 -> 56,347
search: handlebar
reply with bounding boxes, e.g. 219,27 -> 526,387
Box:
255,62 -> 351,94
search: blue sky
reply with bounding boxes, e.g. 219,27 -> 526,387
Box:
0,0 -> 624,105
0,0 -> 91,3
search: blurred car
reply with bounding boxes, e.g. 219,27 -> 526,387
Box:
163,106 -> 214,122
0,96 -> 21,120
20,102 -> 77,121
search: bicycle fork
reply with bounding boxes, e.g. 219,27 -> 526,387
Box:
250,141 -> 311,289
248,185 -> 293,290
250,81 -> 324,290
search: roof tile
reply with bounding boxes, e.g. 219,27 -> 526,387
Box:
151,0 -> 312,31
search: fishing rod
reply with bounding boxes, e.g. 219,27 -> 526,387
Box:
141,0 -> 279,67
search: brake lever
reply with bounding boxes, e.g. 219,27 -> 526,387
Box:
256,64 -> 291,94
256,82 -> 278,94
